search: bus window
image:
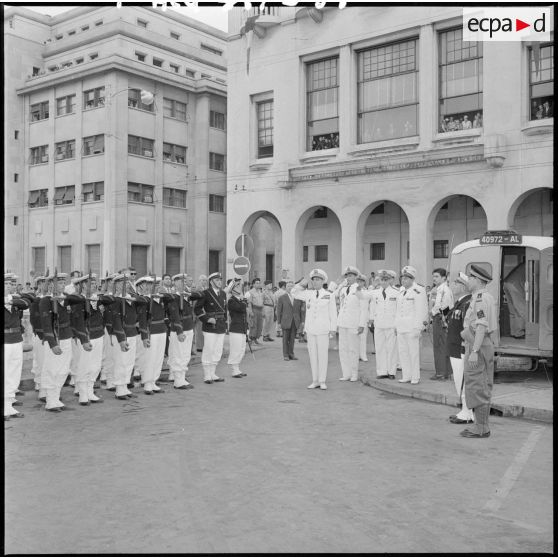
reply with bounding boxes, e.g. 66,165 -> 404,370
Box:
500,248 -> 526,340
547,264 -> 553,285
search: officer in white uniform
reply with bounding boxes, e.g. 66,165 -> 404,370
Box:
395,265 -> 428,384
292,269 -> 337,390
370,270 -> 399,379
356,274 -> 371,362
335,266 -> 368,382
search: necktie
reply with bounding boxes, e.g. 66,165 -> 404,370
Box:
346,286 -> 350,295
404,290 -> 407,297
382,289 -> 386,300
315,290 -> 319,298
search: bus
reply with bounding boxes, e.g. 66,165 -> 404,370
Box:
449,231 -> 553,372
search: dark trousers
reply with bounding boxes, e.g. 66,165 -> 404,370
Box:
433,314 -> 451,378
250,307 -> 263,340
282,322 -> 297,358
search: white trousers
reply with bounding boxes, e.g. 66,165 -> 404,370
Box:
168,330 -> 194,387
450,355 -> 474,420
375,328 -> 398,376
201,332 -> 225,380
141,333 -> 166,391
338,327 -> 360,381
228,332 -> 247,375
359,327 -> 368,360
31,334 -> 45,390
76,337 -> 104,402
397,330 -> 421,382
42,337 -> 72,409
134,334 -> 146,379
113,335 -> 136,396
101,331 -> 116,386
4,343 -> 23,416
69,337 -> 81,376
307,333 -> 329,384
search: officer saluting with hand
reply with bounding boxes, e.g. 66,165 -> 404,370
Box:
292,269 -> 338,390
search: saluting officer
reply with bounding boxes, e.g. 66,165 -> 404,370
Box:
39,271 -> 75,412
335,266 -> 368,382
459,265 -> 497,438
29,275 -> 46,394
166,273 -> 202,389
4,273 -> 31,420
395,266 -> 428,385
99,273 -> 118,390
370,270 -> 399,379
226,278 -> 249,378
292,269 -> 338,390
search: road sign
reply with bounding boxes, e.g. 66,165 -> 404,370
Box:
233,256 -> 251,276
235,234 -> 254,257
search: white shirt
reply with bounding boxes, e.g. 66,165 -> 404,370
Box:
395,282 -> 428,333
431,280 -> 454,316
292,285 -> 337,335
336,282 -> 368,328
370,285 -> 399,328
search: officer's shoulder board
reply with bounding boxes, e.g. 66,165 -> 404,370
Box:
413,288 -> 421,294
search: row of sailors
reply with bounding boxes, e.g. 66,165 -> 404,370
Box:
3,270 -> 246,419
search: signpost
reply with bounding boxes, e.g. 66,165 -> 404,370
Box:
235,234 -> 254,258
233,256 -> 251,277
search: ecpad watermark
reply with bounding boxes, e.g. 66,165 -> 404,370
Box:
463,7 -> 552,41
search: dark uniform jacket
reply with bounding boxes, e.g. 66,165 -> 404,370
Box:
29,294 -> 44,340
4,295 -> 30,344
227,296 -> 249,334
68,295 -> 89,345
111,296 -> 147,342
195,288 -> 228,334
87,295 -> 116,341
167,291 -> 202,334
39,295 -> 77,349
447,294 -> 472,359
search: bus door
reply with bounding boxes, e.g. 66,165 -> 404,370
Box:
524,247 -> 542,348
539,247 -> 553,351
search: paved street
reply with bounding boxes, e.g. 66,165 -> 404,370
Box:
5,341 -> 553,554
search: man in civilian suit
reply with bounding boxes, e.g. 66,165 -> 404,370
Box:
276,281 -> 300,361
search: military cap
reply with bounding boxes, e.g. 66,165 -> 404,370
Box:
454,272 -> 469,287
208,272 -> 222,282
112,273 -> 125,282
343,265 -> 360,277
401,266 -> 417,279
378,269 -> 395,280
4,273 -> 18,282
356,273 -> 367,282
134,276 -> 154,287
309,268 -> 328,282
469,264 -> 492,283
34,275 -> 45,285
172,273 -> 188,281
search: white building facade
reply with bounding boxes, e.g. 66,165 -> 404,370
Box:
4,6 -> 228,281
226,6 -> 553,284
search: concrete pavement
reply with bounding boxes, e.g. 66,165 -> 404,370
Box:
5,338 -> 553,554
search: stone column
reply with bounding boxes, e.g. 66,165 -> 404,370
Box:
418,23 -> 436,150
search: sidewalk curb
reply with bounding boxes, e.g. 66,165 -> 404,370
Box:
362,377 -> 553,424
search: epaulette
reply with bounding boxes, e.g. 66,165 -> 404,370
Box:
413,288 -> 420,294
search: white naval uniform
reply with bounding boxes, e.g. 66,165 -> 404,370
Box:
292,285 -> 337,386
31,333 -> 45,393
395,283 -> 428,382
336,283 -> 369,381
370,285 -> 399,377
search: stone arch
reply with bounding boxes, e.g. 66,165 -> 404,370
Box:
294,205 -> 342,282
356,200 -> 410,280
241,211 -> 283,283
507,187 -> 553,236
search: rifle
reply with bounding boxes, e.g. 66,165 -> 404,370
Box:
85,268 -> 92,315
121,272 -> 127,318
102,270 -> 109,294
52,267 -> 58,317
43,267 -> 50,296
180,274 -> 184,312
148,273 -> 157,341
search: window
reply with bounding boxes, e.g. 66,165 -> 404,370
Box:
314,245 -> 328,262
14,216 -> 18,226
32,66 -> 40,76
89,52 -> 98,60
55,140 -> 76,161
307,57 -> 339,151
434,240 -> 449,259
370,243 -> 385,260
209,152 -> 225,172
529,43 -> 553,120
131,245 -> 149,277
135,52 -> 146,62
439,28 -> 483,132
28,189 -> 48,208
137,19 -> 148,28
55,34 -> 63,40
75,57 -> 84,64
81,25 -> 89,31
170,63 -> 180,73
208,250 -> 220,274
83,86 -> 105,109
186,69 -> 195,78
14,174 -> 19,183
32,247 -> 46,274
371,203 -> 385,215
30,101 -> 49,121
61,61 -> 72,69
166,247 -> 181,276
358,39 -> 418,143
163,97 -> 187,120
86,244 -> 101,276
82,181 -> 104,202
68,30 -> 76,36
170,31 -> 180,40
256,101 -> 273,158
162,143 -> 187,164
128,89 -> 154,112
30,145 -> 48,165
95,20 -> 103,26
312,207 -> 328,218
53,185 -> 75,205
14,130 -> 19,139
201,43 -> 222,56
153,58 -> 163,68
209,194 -> 225,213
303,246 -> 309,262
210,110 -> 226,130
128,135 -> 154,158
201,73 -> 211,79
128,182 -> 154,204
82,134 -> 104,156
58,246 -> 72,273
163,188 -> 187,208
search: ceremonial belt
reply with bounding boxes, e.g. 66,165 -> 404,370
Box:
88,326 -> 105,334
4,328 -> 21,333
264,303 -> 274,307
206,312 -> 225,318
150,319 -> 165,325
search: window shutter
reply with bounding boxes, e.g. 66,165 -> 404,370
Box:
33,247 -> 46,275
166,247 -> 181,276
86,244 -> 101,275
53,189 -> 65,202
131,245 -> 148,277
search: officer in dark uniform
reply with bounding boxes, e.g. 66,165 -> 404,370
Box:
227,278 -> 249,378
460,264 -> 497,438
29,275 -> 46,394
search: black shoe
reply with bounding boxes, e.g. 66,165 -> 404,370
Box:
126,393 -> 138,398
388,375 -> 396,380
59,406 -> 74,411
232,374 -> 244,378
127,382 -> 134,389
151,390 -> 164,394
90,398 -> 104,404
204,380 -> 214,384
173,385 -> 189,390
144,390 -> 154,395
46,408 -> 62,413
460,429 -> 490,438
213,378 -> 225,382
79,401 -> 90,406
74,392 -> 80,397
430,375 -> 443,381
115,395 -> 128,400
376,374 -> 389,379
106,387 -> 116,392
449,415 -> 474,424
15,390 -> 24,396
12,400 -> 23,407
289,356 -> 298,360
38,396 -> 47,403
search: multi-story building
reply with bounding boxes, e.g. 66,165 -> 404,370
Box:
4,5 -> 228,282
226,6 -> 553,284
